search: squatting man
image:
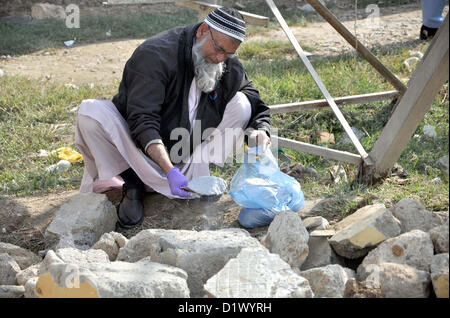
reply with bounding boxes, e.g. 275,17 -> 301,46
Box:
75,7 -> 271,229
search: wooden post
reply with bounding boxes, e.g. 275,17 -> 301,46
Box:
265,0 -> 372,165
305,0 -> 407,95
363,14 -> 449,181
269,90 -> 399,114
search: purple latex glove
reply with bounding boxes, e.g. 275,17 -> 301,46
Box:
167,167 -> 191,198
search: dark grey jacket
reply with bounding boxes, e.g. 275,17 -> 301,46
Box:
112,23 -> 271,159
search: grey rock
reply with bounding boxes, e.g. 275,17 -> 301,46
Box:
45,193 -> 117,250
298,265 -> 355,298
429,220 -> 449,253
437,155 -> 449,173
24,277 -> 38,298
204,247 -> 314,298
0,242 -> 41,270
0,285 -> 25,298
358,262 -> 431,298
16,263 -> 41,286
430,253 -> 449,298
357,230 -> 434,274
0,253 -> 21,285
390,198 -> 446,233
117,228 -> 262,298
329,204 -> 401,259
261,211 -> 309,268
301,236 -> 343,270
37,248 -> 189,298
422,125 -> 437,138
287,163 -> 319,181
303,216 -> 329,231
91,232 -> 128,261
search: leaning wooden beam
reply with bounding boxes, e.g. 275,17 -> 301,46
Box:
174,1 -> 270,26
265,0 -> 372,165
305,0 -> 407,95
364,14 -> 449,180
270,90 -> 399,114
273,137 -> 362,165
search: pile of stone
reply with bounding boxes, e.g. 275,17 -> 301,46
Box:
0,193 -> 448,298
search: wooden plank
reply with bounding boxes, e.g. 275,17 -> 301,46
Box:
273,136 -> 362,165
265,0 -> 372,165
269,90 -> 399,114
174,1 -> 269,26
309,229 -> 336,237
365,14 -> 449,180
305,0 -> 407,94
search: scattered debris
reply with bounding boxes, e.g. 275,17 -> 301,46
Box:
317,131 -> 335,144
409,50 -> 424,59
63,39 -> 76,48
403,57 -> 420,72
0,69 -> 4,77
45,160 -> 71,173
329,164 -> 347,183
423,125 -> 437,138
64,83 -> 79,89
338,127 -> 365,145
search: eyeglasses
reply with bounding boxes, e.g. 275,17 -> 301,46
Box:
209,27 -> 238,58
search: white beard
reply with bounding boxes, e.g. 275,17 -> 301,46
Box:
192,35 -> 226,93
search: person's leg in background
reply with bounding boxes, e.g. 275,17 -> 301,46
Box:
421,0 -> 448,40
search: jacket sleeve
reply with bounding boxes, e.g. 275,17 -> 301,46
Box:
124,47 -> 170,151
238,71 -> 272,137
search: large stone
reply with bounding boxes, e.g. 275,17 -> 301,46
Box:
429,220 -> 449,253
117,228 -> 262,298
16,263 -> 41,286
0,285 -> 25,298
343,278 -> 382,298
0,253 -> 21,285
329,204 -> 401,259
204,247 -> 314,298
36,248 -> 189,298
31,3 -> 66,20
430,253 -> 449,298
390,198 -> 447,233
357,230 -> 434,274
45,193 -> 117,250
358,262 -> 431,298
0,242 -> 41,270
298,265 -> 355,298
261,211 -> 309,268
301,236 -> 343,270
91,232 -> 128,261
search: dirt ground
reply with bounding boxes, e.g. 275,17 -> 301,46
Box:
1,3 -> 445,85
0,2 -> 447,254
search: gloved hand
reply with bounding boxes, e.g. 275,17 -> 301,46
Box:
167,167 -> 191,198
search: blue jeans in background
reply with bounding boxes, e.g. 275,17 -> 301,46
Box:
422,0 -> 448,28
238,208 -> 296,228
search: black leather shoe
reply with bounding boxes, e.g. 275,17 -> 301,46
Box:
420,24 -> 438,40
117,185 -> 144,229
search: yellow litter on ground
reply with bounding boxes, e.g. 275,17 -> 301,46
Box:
51,147 -> 83,163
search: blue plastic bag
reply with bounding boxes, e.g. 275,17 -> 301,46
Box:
229,145 -> 305,214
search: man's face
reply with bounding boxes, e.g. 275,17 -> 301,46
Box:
198,25 -> 240,64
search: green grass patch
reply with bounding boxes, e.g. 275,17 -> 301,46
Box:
0,33 -> 448,216
0,10 -> 198,56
